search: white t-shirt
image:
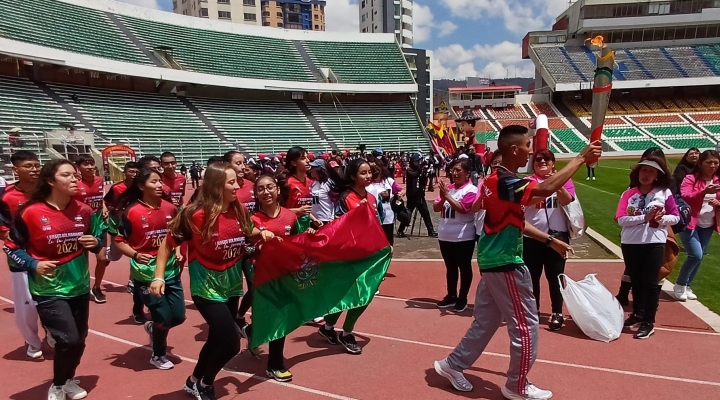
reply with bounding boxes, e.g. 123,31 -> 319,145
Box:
435,181 -> 478,242
310,180 -> 334,222
616,187 -> 680,244
698,180 -> 716,228
367,178 -> 395,225
524,176 -> 575,234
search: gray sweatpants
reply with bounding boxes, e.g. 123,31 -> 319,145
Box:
446,265 -> 539,396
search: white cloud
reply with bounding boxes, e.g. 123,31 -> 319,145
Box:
432,41 -> 534,79
440,0 -> 567,35
116,0 -> 162,9
325,0 -> 360,33
413,2 -> 458,43
437,21 -> 459,38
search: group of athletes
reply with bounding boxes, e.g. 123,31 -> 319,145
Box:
1,124 -> 603,400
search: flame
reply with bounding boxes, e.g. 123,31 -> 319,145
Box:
586,35 -> 605,47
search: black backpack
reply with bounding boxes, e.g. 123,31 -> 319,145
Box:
672,194 -> 691,234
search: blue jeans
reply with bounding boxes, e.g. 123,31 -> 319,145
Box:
677,227 -> 715,286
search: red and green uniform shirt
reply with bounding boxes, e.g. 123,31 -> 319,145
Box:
162,173 -> 187,208
167,207 -> 253,302
117,200 -> 179,282
74,176 -> 107,232
286,175 -> 314,231
251,207 -> 300,239
335,190 -> 379,218
4,200 -> 104,298
0,184 -> 31,235
236,179 -> 256,215
479,168 -> 538,271
104,181 -> 129,235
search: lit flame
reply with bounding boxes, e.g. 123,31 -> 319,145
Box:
586,35 -> 605,47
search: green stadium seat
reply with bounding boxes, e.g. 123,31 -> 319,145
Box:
304,42 -> 414,84
551,129 -> 587,152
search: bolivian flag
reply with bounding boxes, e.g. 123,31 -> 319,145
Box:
250,203 -> 391,347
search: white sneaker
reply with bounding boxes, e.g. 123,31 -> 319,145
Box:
150,355 -> 175,370
502,384 -> 553,400
375,289 -> 380,295
313,317 -> 325,323
673,284 -> 687,301
586,177 -> 590,181
47,385 -> 66,400
433,359 -> 473,392
26,343 -> 42,359
592,177 -> 596,181
62,379 -> 87,400
686,287 -> 698,300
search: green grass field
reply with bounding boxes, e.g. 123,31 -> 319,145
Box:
556,157 -> 720,316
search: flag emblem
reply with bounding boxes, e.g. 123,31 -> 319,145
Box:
292,254 -> 318,289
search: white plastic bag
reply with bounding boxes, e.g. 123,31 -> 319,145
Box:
562,197 -> 585,239
558,273 -> 624,342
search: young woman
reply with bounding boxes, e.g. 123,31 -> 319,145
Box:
247,174 -> 315,382
151,162 -> 272,400
4,159 -> 105,400
115,168 -> 185,370
616,156 -> 679,339
675,150 -> 720,301
673,147 -> 700,195
319,159 -> 380,354
433,158 -> 478,313
524,149 -> 575,331
279,146 -> 314,219
367,159 -> 404,246
309,159 -> 335,226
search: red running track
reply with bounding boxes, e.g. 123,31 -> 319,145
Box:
1,257 -> 719,399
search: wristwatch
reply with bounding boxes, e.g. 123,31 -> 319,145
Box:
546,235 -> 555,247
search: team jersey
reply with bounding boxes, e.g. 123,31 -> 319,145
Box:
162,173 -> 187,208
285,175 -> 314,209
251,207 -> 300,238
4,200 -> 104,298
117,200 -> 179,282
0,184 -> 31,234
479,168 -> 538,271
104,181 -> 128,235
168,207 -> 252,302
75,176 -> 104,212
335,190 -> 378,217
236,179 -> 256,214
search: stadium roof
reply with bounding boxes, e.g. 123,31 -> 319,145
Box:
449,86 -> 522,92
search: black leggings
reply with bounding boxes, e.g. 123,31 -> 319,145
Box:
524,235 -> 568,314
382,223 -> 395,246
621,243 -> 664,323
36,294 -> 90,386
192,296 -> 241,385
438,240 -> 475,300
237,256 -> 254,319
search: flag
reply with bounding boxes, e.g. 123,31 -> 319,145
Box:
250,203 -> 391,347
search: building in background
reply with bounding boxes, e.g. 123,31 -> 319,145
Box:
404,48 -> 432,125
174,0 -> 325,31
359,0 -> 413,48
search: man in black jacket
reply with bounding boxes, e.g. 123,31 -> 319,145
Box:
398,153 -> 437,238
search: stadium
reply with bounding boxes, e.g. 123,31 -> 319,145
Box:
0,0 -> 429,183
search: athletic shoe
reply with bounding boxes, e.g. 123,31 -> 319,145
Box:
673,284 -> 687,301
312,317 -> 325,324
133,313 -> 148,324
47,385 -> 65,400
501,384 -> 553,399
46,329 -> 56,348
318,326 -> 339,345
436,295 -> 457,308
338,332 -> 362,354
26,343 -> 42,359
548,313 -> 564,331
453,299 -> 468,313
686,287 -> 698,300
433,359 -> 473,392
239,323 -> 251,340
183,377 -> 199,397
197,383 -> 217,400
144,321 -> 154,349
375,289 -> 380,295
396,231 -> 407,238
62,379 -> 87,400
592,177 -> 596,181
623,314 -> 642,328
634,322 -> 655,340
586,177 -> 590,181
150,355 -> 174,370
266,368 -> 293,382
90,287 -> 106,304
127,279 -> 134,294
428,231 -> 439,238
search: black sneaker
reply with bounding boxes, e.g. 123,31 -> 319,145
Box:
436,295 -> 457,308
338,332 -> 362,354
396,231 -> 407,238
91,287 -> 107,304
428,231 -> 438,238
549,313 -> 564,331
237,320 -> 250,339
318,326 -> 338,345
133,313 -> 148,324
266,368 -> 293,382
623,314 -> 642,328
197,383 -> 217,400
634,322 -> 655,340
453,299 -> 468,313
183,377 -> 199,397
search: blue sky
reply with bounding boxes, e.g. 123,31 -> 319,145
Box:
120,0 -> 570,80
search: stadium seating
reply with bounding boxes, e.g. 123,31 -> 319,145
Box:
531,103 -> 558,117
305,102 -> 425,152
631,115 -> 684,124
48,83 -> 233,163
303,42 -> 414,84
551,129 -> 587,152
487,105 -> 528,120
613,139 -> 660,151
663,138 -> 716,149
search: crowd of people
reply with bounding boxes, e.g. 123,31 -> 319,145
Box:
0,124 -> 717,400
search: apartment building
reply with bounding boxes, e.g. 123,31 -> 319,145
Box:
359,0 -> 413,48
174,0 -> 325,31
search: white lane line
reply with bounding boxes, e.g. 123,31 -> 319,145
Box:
391,259 -> 623,263
0,295 -> 357,400
573,181 -> 619,197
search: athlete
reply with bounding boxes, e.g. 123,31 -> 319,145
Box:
74,155 -> 109,304
151,162 -> 273,400
160,152 -> 187,208
4,159 -> 105,400
279,146 -> 321,230
0,150 -> 51,358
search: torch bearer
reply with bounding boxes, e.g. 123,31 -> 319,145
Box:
587,36 -> 614,164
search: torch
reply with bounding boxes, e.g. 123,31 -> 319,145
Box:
587,35 -> 614,164
530,114 -> 549,151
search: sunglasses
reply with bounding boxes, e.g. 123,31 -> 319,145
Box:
534,157 -> 553,163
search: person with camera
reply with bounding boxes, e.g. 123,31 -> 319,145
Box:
397,153 -> 437,238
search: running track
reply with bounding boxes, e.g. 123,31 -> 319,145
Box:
1,257 -> 719,399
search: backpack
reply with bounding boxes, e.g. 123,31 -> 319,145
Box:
672,194 -> 691,234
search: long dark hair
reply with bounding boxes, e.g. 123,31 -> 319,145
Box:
679,147 -> 701,169
16,159 -> 75,219
640,147 -> 667,163
629,155 -> 671,189
691,150 -> 720,178
284,146 -> 306,175
276,146 -> 307,205
329,158 -> 369,194
312,165 -> 329,184
374,159 -> 391,180
115,168 -> 165,212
